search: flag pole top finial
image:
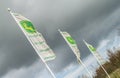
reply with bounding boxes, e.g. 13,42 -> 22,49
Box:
7,8 -> 11,12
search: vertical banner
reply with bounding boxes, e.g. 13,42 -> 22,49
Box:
10,12 -> 56,62
83,40 -> 105,64
58,29 -> 80,63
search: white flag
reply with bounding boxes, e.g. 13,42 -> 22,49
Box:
58,29 -> 80,63
83,40 -> 105,64
10,11 -> 56,62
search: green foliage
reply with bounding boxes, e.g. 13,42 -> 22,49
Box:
94,49 -> 120,78
106,69 -> 120,78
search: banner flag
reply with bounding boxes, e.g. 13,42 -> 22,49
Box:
10,11 -> 56,62
58,29 -> 80,62
83,40 -> 105,64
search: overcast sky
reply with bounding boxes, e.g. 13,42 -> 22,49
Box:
1,0 -> 120,78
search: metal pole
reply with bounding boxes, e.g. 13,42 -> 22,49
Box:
79,59 -> 93,78
44,62 -> 56,78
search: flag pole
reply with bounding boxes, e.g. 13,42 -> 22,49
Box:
83,40 -> 111,78
44,62 -> 56,78
91,53 -> 110,78
78,58 -> 93,78
8,8 -> 56,78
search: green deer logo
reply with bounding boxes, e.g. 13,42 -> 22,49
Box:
20,20 -> 36,33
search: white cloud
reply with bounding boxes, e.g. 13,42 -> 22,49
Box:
63,55 -> 95,78
97,39 -> 110,51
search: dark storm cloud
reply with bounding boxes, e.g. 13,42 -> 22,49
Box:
1,0 -> 120,77
18,0 -> 120,49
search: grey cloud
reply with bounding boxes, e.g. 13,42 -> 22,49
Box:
48,45 -> 77,72
1,60 -> 51,78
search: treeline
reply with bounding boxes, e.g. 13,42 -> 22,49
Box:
94,49 -> 120,78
